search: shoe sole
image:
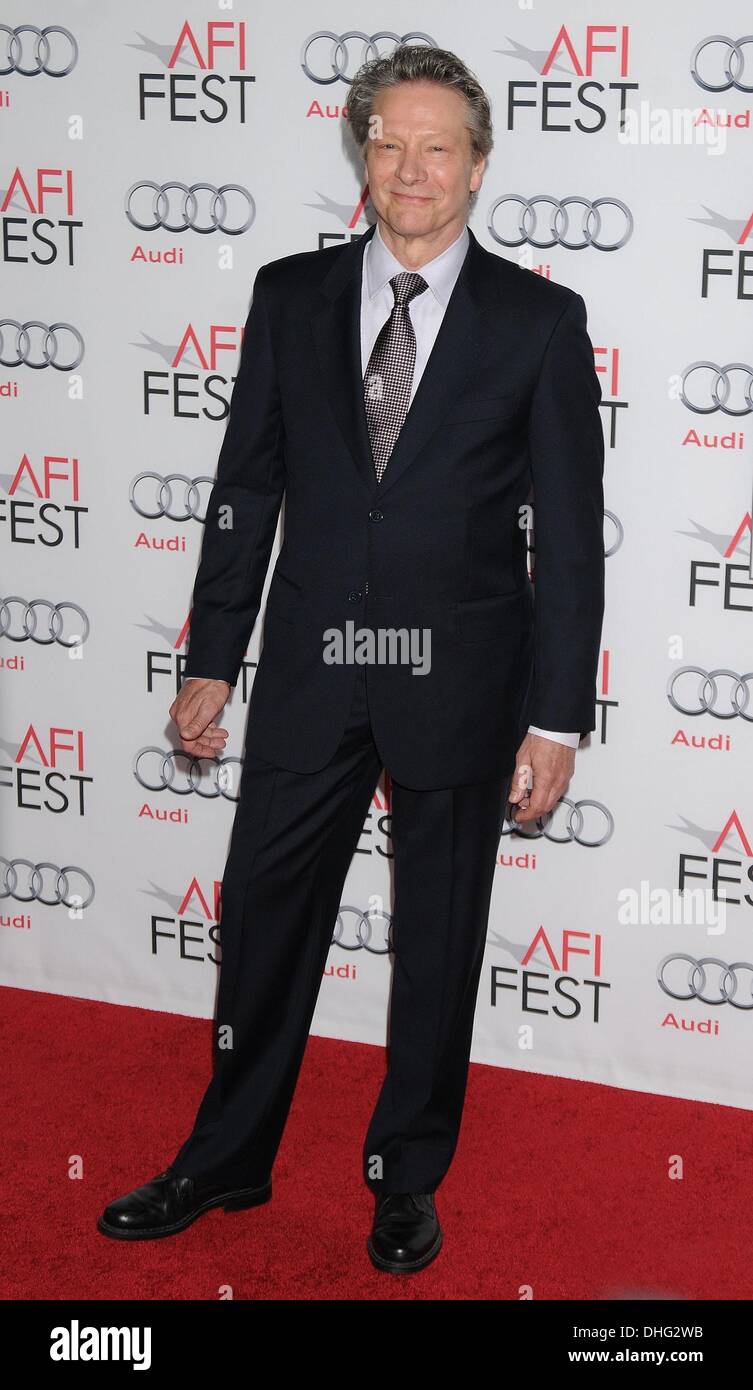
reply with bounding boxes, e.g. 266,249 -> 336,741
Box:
96,1179 -> 272,1241
366,1227 -> 443,1273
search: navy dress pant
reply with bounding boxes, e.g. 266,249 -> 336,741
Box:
170,660 -> 511,1194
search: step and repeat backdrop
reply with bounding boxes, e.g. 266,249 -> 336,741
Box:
2,1 -> 752,1111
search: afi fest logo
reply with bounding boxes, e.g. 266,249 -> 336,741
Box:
131,20 -> 254,123
1,167 -> 80,266
147,875 -> 222,964
690,203 -> 753,302
502,24 -> 637,132
682,512 -> 752,612
135,321 -> 245,419
3,451 -> 86,550
673,809 -> 753,912
487,926 -> 610,1024
5,725 -> 91,817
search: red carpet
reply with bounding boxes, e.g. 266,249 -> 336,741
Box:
1,984 -> 751,1300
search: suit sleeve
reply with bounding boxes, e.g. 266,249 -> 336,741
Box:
183,266 -> 285,686
526,292 -> 605,736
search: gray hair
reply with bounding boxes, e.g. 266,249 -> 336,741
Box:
346,45 -> 494,210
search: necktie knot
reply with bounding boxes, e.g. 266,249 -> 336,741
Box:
390,271 -> 428,308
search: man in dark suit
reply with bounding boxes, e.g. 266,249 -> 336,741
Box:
98,45 -> 604,1274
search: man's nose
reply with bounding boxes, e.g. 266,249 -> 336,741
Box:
396,153 -> 426,184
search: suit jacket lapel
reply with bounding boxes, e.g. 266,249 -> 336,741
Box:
311,221 -> 489,499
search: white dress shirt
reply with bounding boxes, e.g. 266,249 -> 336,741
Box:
187,221 -> 581,751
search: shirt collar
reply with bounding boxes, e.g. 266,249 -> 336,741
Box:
364,219 -> 470,308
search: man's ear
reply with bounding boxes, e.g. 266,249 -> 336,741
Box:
470,154 -> 487,192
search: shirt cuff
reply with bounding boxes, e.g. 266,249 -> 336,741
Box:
527,725 -> 580,748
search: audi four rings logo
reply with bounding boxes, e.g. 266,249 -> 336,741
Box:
501,798 -> 614,846
134,749 -> 243,801
658,954 -> 753,1009
130,473 -> 215,522
332,906 -> 394,954
487,196 -> 633,252
2,859 -> 94,909
1,597 -> 90,646
0,24 -> 78,76
0,321 -> 84,370
300,30 -> 435,83
680,363 -> 753,415
691,36 -> 753,92
126,182 -> 256,235
667,667 -> 753,720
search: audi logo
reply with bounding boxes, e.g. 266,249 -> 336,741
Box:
487,195 -> 633,252
134,749 -> 243,801
0,320 -> 84,370
667,667 -> 753,720
0,23 -> 78,76
130,473 -> 215,522
691,36 -> 753,92
501,798 -> 614,847
680,362 -> 753,415
300,30 -> 436,84
0,597 -> 89,647
658,954 -> 753,1009
125,182 -> 256,235
604,510 -> 623,556
2,859 -> 94,909
332,905 -> 394,954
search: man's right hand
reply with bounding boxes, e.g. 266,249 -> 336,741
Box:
169,678 -> 231,759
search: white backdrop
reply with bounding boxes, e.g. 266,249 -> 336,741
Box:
2,0 -> 752,1110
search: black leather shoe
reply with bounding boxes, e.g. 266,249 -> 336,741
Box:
97,1165 -> 272,1241
367,1192 -> 443,1273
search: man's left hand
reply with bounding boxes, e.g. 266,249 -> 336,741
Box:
507,733 -> 576,824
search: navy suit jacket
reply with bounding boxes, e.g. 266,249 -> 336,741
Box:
184,221 -> 605,789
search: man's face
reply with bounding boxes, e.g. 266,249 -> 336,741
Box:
364,80 -> 485,245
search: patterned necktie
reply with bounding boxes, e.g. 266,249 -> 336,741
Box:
363,271 -> 428,483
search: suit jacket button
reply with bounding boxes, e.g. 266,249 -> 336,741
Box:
368,508 -> 384,521
347,590 -> 362,603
